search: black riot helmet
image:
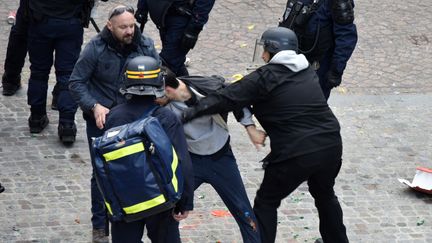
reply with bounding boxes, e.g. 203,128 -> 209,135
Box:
121,56 -> 165,98
259,27 -> 298,54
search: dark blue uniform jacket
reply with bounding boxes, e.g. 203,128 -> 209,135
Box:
137,0 -> 215,27
300,0 -> 357,73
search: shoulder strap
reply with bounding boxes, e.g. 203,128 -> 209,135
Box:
179,75 -> 225,96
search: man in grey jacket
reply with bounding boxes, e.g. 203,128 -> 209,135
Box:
68,5 -> 159,243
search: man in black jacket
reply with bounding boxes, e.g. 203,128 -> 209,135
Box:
183,27 -> 349,243
104,56 -> 194,243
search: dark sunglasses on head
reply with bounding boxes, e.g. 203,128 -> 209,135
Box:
108,5 -> 135,20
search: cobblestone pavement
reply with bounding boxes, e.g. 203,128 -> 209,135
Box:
0,0 -> 431,242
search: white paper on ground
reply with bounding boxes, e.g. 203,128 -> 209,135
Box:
398,167 -> 432,194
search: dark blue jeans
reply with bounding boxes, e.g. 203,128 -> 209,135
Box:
27,17 -> 82,122
253,145 -> 348,243
2,0 -> 28,85
190,146 -> 261,243
159,15 -> 190,76
85,118 -> 108,230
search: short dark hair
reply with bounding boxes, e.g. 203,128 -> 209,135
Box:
162,67 -> 179,89
108,5 -> 134,20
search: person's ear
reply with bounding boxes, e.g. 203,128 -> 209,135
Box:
107,20 -> 113,31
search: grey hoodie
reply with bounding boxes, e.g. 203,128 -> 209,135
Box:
269,50 -> 309,72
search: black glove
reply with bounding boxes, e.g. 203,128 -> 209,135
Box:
135,11 -> 148,31
326,66 -> 343,89
181,107 -> 199,123
101,0 -> 108,2
181,22 -> 203,50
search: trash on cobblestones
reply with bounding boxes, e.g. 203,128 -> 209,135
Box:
7,11 -> 16,25
12,226 -> 19,231
416,219 -> 425,226
291,197 -> 302,203
247,24 -> 255,30
240,43 -> 248,48
211,210 -> 231,217
231,74 -> 244,82
398,167 -> 432,194
74,218 -> 80,224
198,194 -> 205,199
336,86 -> 347,94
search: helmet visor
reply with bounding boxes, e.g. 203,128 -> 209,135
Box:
120,84 -> 165,98
252,39 -> 265,64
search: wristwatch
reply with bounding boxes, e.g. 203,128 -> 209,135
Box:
91,103 -> 98,111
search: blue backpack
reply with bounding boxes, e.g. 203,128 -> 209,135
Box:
91,107 -> 183,222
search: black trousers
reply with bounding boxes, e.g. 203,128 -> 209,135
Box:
111,210 -> 181,243
2,0 -> 28,85
253,145 -> 348,243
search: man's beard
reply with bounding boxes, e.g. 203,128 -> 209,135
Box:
121,35 -> 133,45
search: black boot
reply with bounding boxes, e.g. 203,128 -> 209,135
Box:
2,73 -> 21,96
28,114 -> 49,133
51,84 -> 59,110
58,122 -> 77,145
0,183 -> 5,193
